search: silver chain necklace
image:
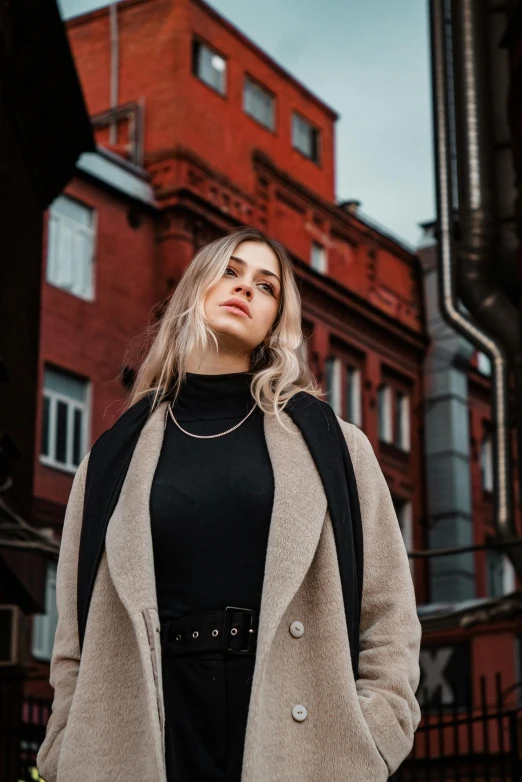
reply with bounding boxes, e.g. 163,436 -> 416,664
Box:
164,398 -> 258,438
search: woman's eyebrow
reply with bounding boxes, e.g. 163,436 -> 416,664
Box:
230,255 -> 281,284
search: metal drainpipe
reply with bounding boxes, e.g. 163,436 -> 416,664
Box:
430,0 -> 522,579
109,3 -> 119,146
452,0 -> 519,353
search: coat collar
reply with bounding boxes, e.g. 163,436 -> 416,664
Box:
104,400 -> 328,671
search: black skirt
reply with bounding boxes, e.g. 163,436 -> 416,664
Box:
162,645 -> 256,782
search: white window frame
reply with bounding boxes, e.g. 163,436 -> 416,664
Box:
310,241 -> 327,274
243,76 -> 275,130
487,548 -> 516,597
292,112 -> 320,162
480,434 -> 494,492
46,194 -> 96,301
395,390 -> 411,451
192,39 -> 227,95
325,356 -> 342,416
40,368 -> 91,475
477,351 -> 492,376
504,557 -> 516,594
377,384 -> 393,443
345,366 -> 362,427
32,561 -> 58,662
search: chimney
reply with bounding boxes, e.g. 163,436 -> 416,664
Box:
338,199 -> 361,216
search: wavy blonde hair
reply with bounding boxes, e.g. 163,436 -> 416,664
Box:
124,226 -> 324,433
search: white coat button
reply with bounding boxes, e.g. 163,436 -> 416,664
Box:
289,621 -> 305,638
292,704 -> 308,722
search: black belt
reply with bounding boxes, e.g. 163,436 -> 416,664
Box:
160,606 -> 259,657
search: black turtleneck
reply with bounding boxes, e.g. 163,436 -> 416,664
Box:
149,371 -> 275,625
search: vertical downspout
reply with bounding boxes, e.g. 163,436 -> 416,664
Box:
109,3 -> 119,145
430,0 -> 522,579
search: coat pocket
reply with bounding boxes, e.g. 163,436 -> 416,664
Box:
142,607 -> 165,755
354,691 -> 389,777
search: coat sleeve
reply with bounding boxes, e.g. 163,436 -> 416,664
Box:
36,451 -> 90,782
348,425 -> 422,776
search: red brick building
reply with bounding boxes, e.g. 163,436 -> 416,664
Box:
16,1 -> 522,779
25,0 -> 429,720
26,5 -> 522,778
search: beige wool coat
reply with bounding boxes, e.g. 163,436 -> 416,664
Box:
37,400 -> 422,782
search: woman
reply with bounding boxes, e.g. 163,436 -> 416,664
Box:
37,226 -> 422,782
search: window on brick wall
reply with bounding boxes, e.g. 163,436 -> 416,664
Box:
325,356 -> 342,416
377,384 -> 393,443
480,433 -> 494,492
310,241 -> 327,274
325,355 -> 363,425
394,389 -> 411,451
244,76 -> 275,130
393,497 -> 414,580
378,381 -> 411,452
32,561 -> 58,662
192,39 -> 227,95
477,351 -> 492,376
487,548 -> 515,597
345,365 -> 362,427
40,366 -> 90,474
46,194 -> 95,300
292,112 -> 320,163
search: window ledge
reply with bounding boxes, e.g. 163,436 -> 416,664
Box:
292,144 -> 321,167
378,439 -> 411,465
39,456 -> 78,476
46,280 -> 94,302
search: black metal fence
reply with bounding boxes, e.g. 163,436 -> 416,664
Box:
2,673 -> 522,781
391,672 -> 522,782
0,689 -> 51,782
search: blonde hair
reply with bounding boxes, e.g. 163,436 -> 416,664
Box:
124,226 -> 324,433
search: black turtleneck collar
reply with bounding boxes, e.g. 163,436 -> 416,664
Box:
171,370 -> 256,422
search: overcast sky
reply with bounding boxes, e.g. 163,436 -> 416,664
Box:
58,0 -> 434,248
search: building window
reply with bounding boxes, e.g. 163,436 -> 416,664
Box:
487,548 -> 515,598
345,366 -> 362,427
40,366 -> 90,473
292,112 -> 320,163
244,76 -> 275,130
46,194 -> 95,300
32,562 -> 58,661
326,356 -> 362,423
477,351 -> 492,376
377,384 -> 393,443
192,39 -> 226,95
394,390 -> 411,451
325,356 -> 342,415
393,498 -> 414,580
310,241 -> 327,273
480,433 -> 494,492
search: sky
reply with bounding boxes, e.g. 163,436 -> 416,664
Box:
58,0 -> 434,248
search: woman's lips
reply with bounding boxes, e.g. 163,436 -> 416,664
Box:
221,305 -> 249,317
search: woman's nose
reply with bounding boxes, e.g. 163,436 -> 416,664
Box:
235,285 -> 252,298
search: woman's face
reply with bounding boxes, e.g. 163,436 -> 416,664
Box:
203,240 -> 282,357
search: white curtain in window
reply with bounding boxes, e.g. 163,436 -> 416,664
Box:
47,195 -> 94,299
32,562 -> 58,661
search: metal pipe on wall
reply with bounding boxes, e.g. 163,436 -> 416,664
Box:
452,0 -> 519,354
429,0 -> 522,579
109,2 -> 119,146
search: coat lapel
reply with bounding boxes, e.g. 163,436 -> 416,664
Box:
104,401 -> 328,664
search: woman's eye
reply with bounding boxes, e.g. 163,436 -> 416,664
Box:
225,267 -> 274,295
